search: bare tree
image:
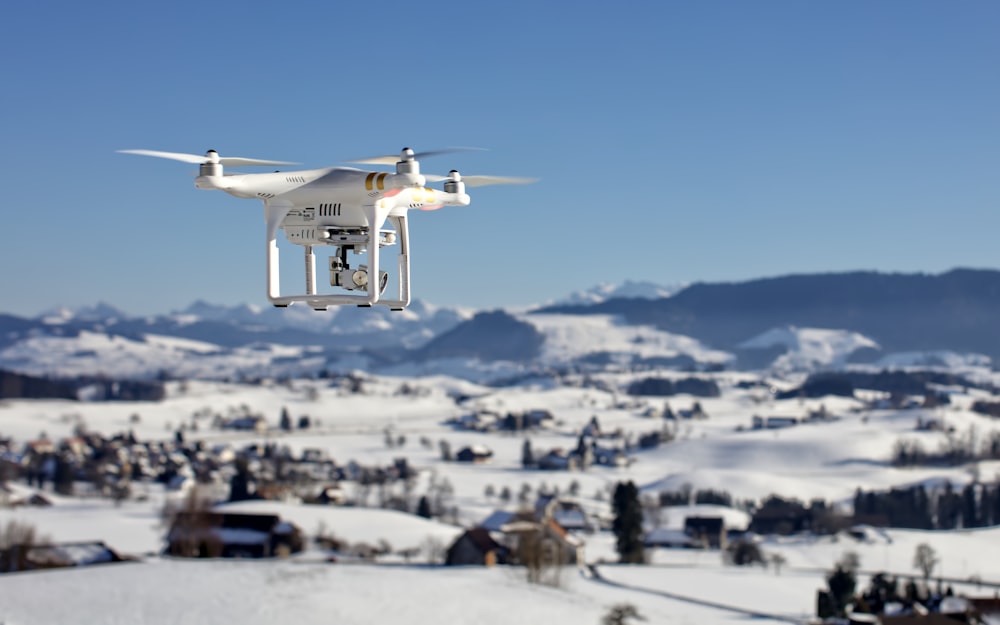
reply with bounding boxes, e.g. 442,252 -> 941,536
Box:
422,535 -> 447,564
0,519 -> 49,572
770,552 -> 788,575
839,550 -> 861,574
514,525 -> 565,587
162,487 -> 218,557
913,543 -> 938,580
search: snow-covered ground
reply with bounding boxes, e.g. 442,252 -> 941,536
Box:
0,558 -> 814,625
0,331 -> 326,380
523,313 -> 733,366
740,326 -> 880,372
2,371 -> 1000,624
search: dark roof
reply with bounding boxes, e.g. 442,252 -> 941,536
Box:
684,516 -> 725,532
172,511 -> 281,532
462,527 -> 501,553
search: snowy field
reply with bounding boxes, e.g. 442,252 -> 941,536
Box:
2,371 -> 1000,623
0,559 -> 812,625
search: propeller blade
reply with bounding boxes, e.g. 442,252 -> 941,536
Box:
424,174 -> 538,187
118,149 -> 297,167
118,149 -> 207,164
218,156 -> 298,167
347,146 -> 486,165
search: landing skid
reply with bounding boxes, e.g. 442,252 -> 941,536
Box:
264,202 -> 411,310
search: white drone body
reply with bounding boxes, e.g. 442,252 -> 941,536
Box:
120,148 -> 531,311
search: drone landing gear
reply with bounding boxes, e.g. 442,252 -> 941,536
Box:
265,204 -> 411,310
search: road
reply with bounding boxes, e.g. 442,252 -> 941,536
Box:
584,563 -> 812,625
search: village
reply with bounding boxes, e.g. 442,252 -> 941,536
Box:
2,369 -> 1000,625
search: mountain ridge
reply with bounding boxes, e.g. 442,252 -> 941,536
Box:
539,267 -> 1000,361
0,268 -> 997,381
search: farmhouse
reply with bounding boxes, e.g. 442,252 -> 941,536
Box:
166,511 -> 303,558
445,527 -> 506,566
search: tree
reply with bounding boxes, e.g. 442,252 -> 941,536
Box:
601,603 -> 645,625
770,552 -> 787,575
517,526 -> 564,587
521,438 -> 534,468
416,495 -> 432,519
53,453 -> 74,496
827,563 -> 857,617
727,539 -> 764,566
229,455 -> 253,502
0,519 -> 49,572
913,543 -> 938,580
612,481 -> 645,564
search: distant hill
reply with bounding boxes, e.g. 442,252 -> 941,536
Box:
414,310 -> 545,362
540,268 -> 1000,362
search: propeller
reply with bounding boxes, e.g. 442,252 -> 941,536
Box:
118,149 -> 298,167
425,171 -> 538,187
347,146 -> 486,165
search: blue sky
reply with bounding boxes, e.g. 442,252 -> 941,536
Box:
1,1 -> 997,316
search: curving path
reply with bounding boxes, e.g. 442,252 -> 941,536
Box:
584,563 -> 811,625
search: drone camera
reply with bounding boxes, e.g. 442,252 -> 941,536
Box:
329,259 -> 388,294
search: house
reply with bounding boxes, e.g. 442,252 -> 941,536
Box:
752,415 -> 799,430
166,511 -> 303,558
968,597 -> 1000,624
449,412 -> 500,432
881,612 -> 978,625
684,516 -> 726,549
536,448 -> 571,471
535,495 -> 594,533
644,527 -> 700,549
479,510 -> 516,532
222,416 -> 267,432
501,515 -> 584,566
475,498 -> 587,565
524,410 -> 555,427
1,541 -> 126,573
499,410 -> 555,432
445,527 -> 505,566
591,444 -> 628,467
455,445 -> 493,463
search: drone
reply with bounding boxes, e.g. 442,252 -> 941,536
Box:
119,147 -> 532,310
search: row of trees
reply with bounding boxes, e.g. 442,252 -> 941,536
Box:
854,480 -> 1000,529
892,428 -> 1000,467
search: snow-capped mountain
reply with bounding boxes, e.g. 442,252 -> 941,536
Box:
40,302 -> 130,325
0,297 -> 476,381
2,269 -> 999,384
550,280 -> 683,306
